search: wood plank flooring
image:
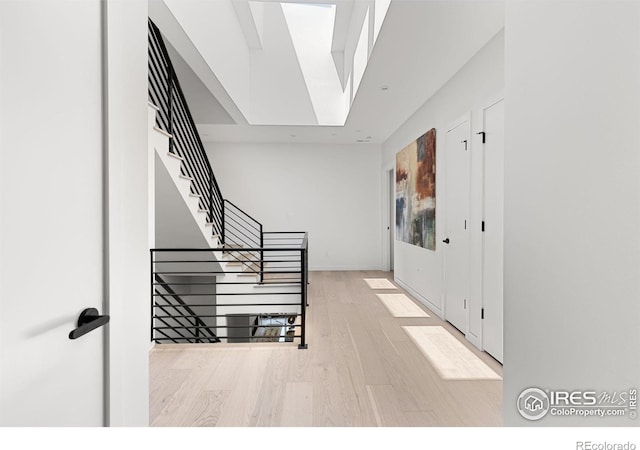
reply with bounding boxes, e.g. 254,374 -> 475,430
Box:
149,271 -> 503,426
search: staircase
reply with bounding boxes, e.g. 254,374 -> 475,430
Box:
148,19 -> 308,348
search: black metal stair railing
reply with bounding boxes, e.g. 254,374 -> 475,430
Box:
151,235 -> 308,348
224,200 -> 264,281
147,18 -> 310,348
153,274 -> 220,343
148,19 -> 223,241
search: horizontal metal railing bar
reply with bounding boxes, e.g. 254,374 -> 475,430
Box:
152,280 -> 299,286
152,259 -> 299,264
200,292 -> 301,296
154,336 -> 302,341
263,231 -> 307,235
154,324 -> 300,330
155,267 -> 301,272
263,238 -> 305,242
154,283 -> 299,289
261,278 -> 302,282
153,291 -> 301,297
153,271 -> 301,275
263,244 -> 304,247
154,302 -> 303,307
153,314 -> 300,319
153,260 -> 259,266
154,337 -> 222,343
154,329 -> 179,344
152,247 -> 304,252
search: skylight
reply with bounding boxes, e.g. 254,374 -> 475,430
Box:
281,2 -> 347,125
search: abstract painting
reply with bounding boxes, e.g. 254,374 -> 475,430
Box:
396,128 -> 436,250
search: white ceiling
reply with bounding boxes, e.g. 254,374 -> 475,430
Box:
185,1 -> 505,145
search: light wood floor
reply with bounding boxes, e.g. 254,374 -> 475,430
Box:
149,271 -> 503,427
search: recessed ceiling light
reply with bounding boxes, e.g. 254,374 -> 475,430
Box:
380,85 -> 390,91
290,134 -> 297,138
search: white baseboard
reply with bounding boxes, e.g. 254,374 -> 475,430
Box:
394,277 -> 444,319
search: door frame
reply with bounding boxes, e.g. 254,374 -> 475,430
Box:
103,0 -> 151,426
381,161 -> 395,272
442,112 -> 472,335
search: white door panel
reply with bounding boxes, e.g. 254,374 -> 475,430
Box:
444,119 -> 471,333
0,0 -> 105,426
482,99 -> 505,363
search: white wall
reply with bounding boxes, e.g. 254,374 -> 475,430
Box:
503,1 -> 640,426
249,3 -> 317,125
161,0 -> 251,117
382,30 -> 504,319
104,0 -> 150,427
206,143 -> 382,271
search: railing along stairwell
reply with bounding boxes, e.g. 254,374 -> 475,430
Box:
148,19 -> 308,349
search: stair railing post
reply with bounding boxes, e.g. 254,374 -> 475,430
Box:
298,247 -> 308,349
150,250 -> 154,343
167,66 -> 174,154
259,224 -> 264,283
222,200 -> 226,247
209,168 -> 214,237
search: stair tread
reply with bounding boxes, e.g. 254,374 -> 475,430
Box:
153,126 -> 172,138
167,151 -> 183,160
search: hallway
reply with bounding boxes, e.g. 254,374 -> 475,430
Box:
149,271 -> 502,426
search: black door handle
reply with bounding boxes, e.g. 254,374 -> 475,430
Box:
442,238 -> 450,244
69,308 -> 110,340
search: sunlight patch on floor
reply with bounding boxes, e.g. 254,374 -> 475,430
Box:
403,326 -> 502,380
376,293 -> 430,317
364,278 -> 397,289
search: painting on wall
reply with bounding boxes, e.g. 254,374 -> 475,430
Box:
396,128 -> 436,250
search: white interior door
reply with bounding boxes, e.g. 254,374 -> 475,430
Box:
482,98 -> 505,363
444,118 -> 471,333
0,0 -> 105,426
389,169 -> 395,271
